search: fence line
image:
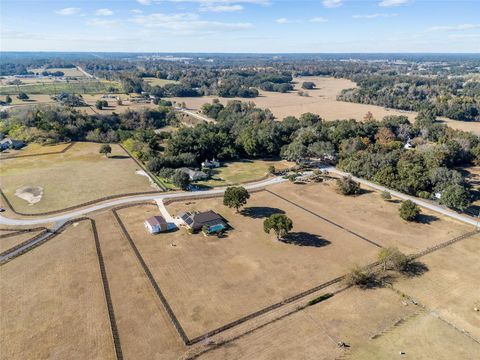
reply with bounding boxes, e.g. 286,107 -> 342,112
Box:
0,142 -> 75,161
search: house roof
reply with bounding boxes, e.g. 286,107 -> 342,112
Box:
145,216 -> 167,227
180,210 -> 225,230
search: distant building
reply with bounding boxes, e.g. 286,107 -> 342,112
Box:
178,168 -> 208,181
201,158 -> 220,169
144,216 -> 169,234
178,210 -> 227,233
0,138 -> 25,151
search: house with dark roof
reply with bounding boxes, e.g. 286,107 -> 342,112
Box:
178,168 -> 208,181
178,210 -> 227,233
144,216 -> 168,234
0,138 -> 25,151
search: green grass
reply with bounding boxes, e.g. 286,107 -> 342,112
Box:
143,77 -> 179,86
197,159 -> 293,188
0,80 -> 122,95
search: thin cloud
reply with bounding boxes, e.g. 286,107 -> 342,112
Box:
310,17 -> 328,23
137,0 -> 151,5
323,0 -> 342,8
87,18 -> 119,29
131,12 -> 254,33
352,13 -> 398,19
200,4 -> 244,12
430,23 -> 480,31
95,8 -> 114,16
379,0 -> 409,7
55,7 -> 81,16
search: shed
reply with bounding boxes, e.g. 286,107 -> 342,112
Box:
145,216 -> 168,234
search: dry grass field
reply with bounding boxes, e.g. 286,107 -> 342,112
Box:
349,312 -> 480,360
93,211 -> 187,359
143,77 -> 179,86
266,181 -> 471,254
197,159 -> 294,187
171,77 -> 479,135
199,287 -> 420,360
118,195 -> 379,339
0,142 -> 71,158
29,67 -> 87,77
0,229 -> 44,253
0,221 -> 115,360
393,233 -> 480,340
0,142 -> 155,214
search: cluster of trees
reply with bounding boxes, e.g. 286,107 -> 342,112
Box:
338,75 -> 479,122
0,104 -> 172,145
41,70 -> 64,77
53,93 -> 86,107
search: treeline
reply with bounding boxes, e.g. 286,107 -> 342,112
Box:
163,101 -> 478,210
0,105 -> 173,145
338,75 -> 479,122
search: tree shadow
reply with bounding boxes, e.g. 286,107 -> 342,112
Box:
241,206 -> 285,219
401,261 -> 429,278
109,155 -> 130,159
280,232 -> 331,248
416,214 -> 439,224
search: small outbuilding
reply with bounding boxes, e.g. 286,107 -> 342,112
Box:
145,216 -> 168,234
0,138 -> 25,151
201,158 -> 220,169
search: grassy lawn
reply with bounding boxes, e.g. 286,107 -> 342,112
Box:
143,77 -> 179,86
197,159 -> 294,187
0,142 -> 157,214
0,80 -> 122,95
0,142 -> 71,158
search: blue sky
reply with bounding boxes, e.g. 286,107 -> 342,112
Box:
1,0 -> 479,52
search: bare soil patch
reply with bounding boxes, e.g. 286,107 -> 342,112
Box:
14,186 -> 43,205
0,221 -> 115,360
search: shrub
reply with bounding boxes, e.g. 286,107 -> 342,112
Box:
399,200 -> 420,221
336,176 -> 361,196
440,185 -> 471,211
381,190 -> 392,201
344,266 -> 373,288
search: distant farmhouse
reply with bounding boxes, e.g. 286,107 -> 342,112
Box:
201,158 -> 220,169
179,210 -> 227,234
0,138 -> 25,151
179,167 -> 209,181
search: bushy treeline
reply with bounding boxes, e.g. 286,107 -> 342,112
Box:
0,105 -> 173,144
338,75 -> 479,122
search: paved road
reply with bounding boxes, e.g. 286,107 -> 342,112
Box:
323,166 -> 480,228
1,167 -> 478,229
0,176 -> 285,226
176,108 -> 215,123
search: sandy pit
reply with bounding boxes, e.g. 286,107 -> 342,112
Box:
14,186 -> 43,205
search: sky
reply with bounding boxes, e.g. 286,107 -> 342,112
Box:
1,0 -> 479,53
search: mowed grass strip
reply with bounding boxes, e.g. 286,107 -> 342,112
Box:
0,221 -> 116,360
0,142 -> 156,214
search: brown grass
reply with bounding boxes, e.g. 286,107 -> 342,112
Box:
0,230 -> 44,253
394,233 -> 480,340
0,142 -> 155,214
93,211 -> 187,359
118,193 -> 380,339
0,221 -> 115,360
171,77 -> 479,135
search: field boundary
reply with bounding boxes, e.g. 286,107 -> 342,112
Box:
265,189 -> 383,248
111,201 -> 374,347
0,188 -> 162,217
0,226 -> 47,238
118,144 -> 167,191
0,228 -> 50,258
0,217 -> 124,360
0,142 -> 75,160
